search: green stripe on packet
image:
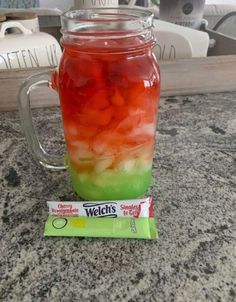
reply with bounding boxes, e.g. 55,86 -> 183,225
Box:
44,216 -> 158,240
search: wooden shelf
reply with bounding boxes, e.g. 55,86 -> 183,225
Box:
1,55 -> 236,111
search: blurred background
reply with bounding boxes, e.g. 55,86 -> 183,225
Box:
0,0 -> 236,10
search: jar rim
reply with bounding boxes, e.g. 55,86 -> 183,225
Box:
61,8 -> 154,37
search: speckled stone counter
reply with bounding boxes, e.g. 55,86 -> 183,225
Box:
0,92 -> 236,302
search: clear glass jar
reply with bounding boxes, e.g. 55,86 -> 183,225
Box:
19,8 -> 160,200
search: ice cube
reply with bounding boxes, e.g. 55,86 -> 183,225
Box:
138,158 -> 152,172
95,157 -> 114,173
116,159 -> 136,172
131,123 -> 156,137
93,169 -> 114,187
64,123 -> 78,137
78,172 -> 89,182
92,141 -> 108,155
70,141 -> 94,159
92,130 -> 119,155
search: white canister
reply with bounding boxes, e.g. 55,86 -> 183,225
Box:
0,21 -> 62,70
73,0 -> 119,9
6,12 -> 40,33
159,0 -> 206,30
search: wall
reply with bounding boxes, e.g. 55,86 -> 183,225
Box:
39,0 -> 73,10
0,0 -> 39,7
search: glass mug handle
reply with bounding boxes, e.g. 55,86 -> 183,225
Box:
18,71 -> 66,170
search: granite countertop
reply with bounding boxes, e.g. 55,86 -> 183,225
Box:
0,92 -> 236,302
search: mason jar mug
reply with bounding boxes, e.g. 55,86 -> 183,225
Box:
18,8 -> 160,200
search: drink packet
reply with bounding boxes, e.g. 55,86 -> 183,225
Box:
44,197 -> 158,240
47,197 -> 154,218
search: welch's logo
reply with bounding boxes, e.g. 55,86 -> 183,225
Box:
83,202 -> 117,218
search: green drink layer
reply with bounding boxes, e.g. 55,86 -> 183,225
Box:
69,164 -> 152,200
